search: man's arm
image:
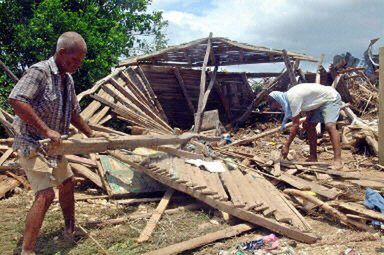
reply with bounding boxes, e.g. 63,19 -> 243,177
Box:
8,98 -> 61,142
70,112 -> 93,137
281,116 -> 301,158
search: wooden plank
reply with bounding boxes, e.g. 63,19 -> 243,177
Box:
46,133 -> 219,156
333,202 -> 384,222
137,188 -> 174,243
194,32 -> 213,132
210,173 -> 229,201
227,117 -> 306,147
102,83 -> 170,132
284,189 -> 372,232
0,175 -> 20,198
91,93 -> 170,133
141,223 -> 255,255
0,111 -> 15,137
230,170 -> 258,209
379,47 -> 384,164
91,153 -> 112,196
65,155 -> 97,168
0,149 -> 13,166
120,70 -> 157,113
77,67 -> 124,102
124,161 -> 318,243
279,173 -> 340,200
220,171 -> 246,208
89,106 -> 110,125
213,80 -> 231,121
200,65 -> 218,112
270,150 -> 281,176
108,78 -> 172,132
69,163 -> 104,189
174,67 -> 195,115
136,66 -> 169,123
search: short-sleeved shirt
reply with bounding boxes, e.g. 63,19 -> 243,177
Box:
286,83 -> 340,118
8,56 -> 81,150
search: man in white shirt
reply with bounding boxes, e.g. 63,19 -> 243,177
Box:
268,83 -> 343,169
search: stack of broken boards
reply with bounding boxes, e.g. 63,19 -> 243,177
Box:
118,153 -> 317,243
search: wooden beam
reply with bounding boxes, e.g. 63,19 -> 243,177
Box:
135,66 -> 170,123
137,188 -> 174,243
282,49 -> 297,88
194,32 -> 213,132
200,65 -> 218,112
379,47 -> 384,165
69,163 -> 104,189
316,54 -> 325,84
213,80 -> 232,121
174,68 -> 195,114
141,223 -> 255,255
45,133 -> 220,156
233,71 -> 287,126
227,117 -> 306,147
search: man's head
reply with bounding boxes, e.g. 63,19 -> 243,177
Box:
267,95 -> 282,111
54,32 -> 87,74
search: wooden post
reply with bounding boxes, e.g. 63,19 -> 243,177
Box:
316,54 -> 325,84
194,32 -> 213,132
282,49 -> 297,89
174,67 -> 195,115
379,47 -> 384,165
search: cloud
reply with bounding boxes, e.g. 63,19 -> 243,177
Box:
151,0 -> 384,71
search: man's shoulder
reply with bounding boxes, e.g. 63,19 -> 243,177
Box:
29,59 -> 50,73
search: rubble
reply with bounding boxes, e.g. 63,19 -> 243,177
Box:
0,34 -> 383,254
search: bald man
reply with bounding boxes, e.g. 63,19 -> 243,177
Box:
9,32 -> 96,254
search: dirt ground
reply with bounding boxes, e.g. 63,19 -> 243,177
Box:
1,122 -> 384,254
0,189 -> 383,255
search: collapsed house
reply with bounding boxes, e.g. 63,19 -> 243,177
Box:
0,34 -> 383,254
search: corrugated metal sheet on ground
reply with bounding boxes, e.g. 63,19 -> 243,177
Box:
100,155 -> 165,194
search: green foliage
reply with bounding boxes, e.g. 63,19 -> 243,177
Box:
0,0 -> 167,110
249,79 -> 263,93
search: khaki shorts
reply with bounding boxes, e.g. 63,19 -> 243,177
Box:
18,151 -> 73,194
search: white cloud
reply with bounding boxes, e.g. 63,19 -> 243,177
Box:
152,0 -> 384,72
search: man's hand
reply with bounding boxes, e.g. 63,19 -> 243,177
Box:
89,131 -> 112,139
281,144 -> 289,159
44,129 -> 62,144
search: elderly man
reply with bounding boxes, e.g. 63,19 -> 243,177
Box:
268,83 -> 343,169
9,32 -> 97,255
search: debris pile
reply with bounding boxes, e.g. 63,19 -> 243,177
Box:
0,35 -> 383,254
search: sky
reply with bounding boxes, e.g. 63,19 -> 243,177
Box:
149,0 -> 384,72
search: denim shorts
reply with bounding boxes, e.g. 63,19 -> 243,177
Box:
308,95 -> 341,124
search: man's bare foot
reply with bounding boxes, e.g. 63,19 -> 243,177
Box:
63,227 -> 86,242
331,161 -> 344,170
21,250 -> 36,255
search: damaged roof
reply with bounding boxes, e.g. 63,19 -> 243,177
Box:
119,36 -> 318,67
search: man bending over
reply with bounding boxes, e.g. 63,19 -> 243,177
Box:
268,83 -> 343,170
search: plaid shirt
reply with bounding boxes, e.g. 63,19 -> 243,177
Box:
9,57 -> 81,151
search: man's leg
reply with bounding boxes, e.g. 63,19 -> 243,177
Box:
22,188 -> 55,254
58,177 -> 75,236
306,122 -> 318,162
325,123 -> 342,168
